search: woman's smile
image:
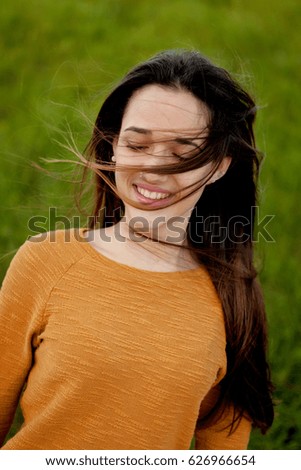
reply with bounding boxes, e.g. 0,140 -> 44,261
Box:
134,183 -> 173,207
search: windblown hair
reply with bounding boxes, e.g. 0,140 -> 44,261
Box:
84,50 -> 274,433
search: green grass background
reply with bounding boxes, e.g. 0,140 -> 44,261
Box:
1,0 -> 300,450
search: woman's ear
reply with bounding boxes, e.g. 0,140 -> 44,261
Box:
208,156 -> 232,184
111,136 -> 119,162
112,136 -> 118,154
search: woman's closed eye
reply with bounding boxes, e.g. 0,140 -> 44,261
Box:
126,144 -> 148,151
127,147 -> 184,161
172,151 -> 193,160
171,148 -> 198,161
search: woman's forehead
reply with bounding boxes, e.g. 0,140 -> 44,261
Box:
120,84 -> 209,133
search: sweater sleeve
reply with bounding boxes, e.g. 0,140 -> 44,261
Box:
194,386 -> 252,450
0,238 -> 51,445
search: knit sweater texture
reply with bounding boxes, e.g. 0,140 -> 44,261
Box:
0,229 -> 251,450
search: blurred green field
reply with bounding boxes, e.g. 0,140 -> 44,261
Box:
1,0 -> 300,450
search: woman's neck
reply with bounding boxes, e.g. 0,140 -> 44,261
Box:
86,221 -> 200,272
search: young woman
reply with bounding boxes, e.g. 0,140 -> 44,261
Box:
0,50 -> 274,450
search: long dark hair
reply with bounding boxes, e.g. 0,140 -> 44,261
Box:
84,50 -> 274,433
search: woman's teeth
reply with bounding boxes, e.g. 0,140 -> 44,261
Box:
136,186 -> 170,200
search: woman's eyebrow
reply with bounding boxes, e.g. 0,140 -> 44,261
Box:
124,126 -> 152,135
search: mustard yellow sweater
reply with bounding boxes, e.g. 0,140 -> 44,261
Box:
0,229 -> 251,450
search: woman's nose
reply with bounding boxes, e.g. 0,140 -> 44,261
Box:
139,147 -> 169,181
141,169 -> 168,184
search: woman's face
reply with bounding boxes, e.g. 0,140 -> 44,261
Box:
113,84 -> 218,231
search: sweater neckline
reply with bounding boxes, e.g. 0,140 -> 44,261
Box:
75,228 -> 205,277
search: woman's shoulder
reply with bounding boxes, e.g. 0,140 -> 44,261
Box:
22,228 -> 84,258
27,227 -> 84,252
3,229 -> 87,287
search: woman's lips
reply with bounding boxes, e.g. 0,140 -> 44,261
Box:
133,184 -> 173,207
